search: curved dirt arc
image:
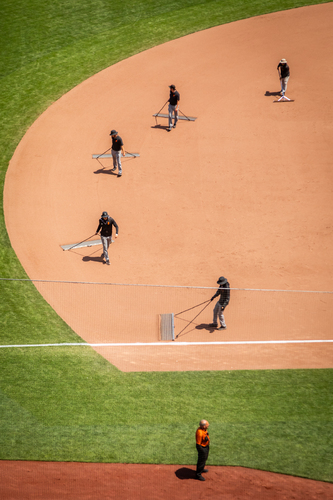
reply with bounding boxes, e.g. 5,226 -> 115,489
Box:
4,2 -> 333,373
1,461 -> 333,499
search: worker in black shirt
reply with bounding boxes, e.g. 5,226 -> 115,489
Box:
277,59 -> 290,96
110,129 -> 125,177
167,85 -> 180,131
210,276 -> 230,330
96,211 -> 119,265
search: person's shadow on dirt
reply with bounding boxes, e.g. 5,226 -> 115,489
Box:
151,124 -> 169,131
195,323 -> 217,332
93,168 -> 118,175
93,156 -> 136,173
175,467 -> 196,480
265,90 -> 281,96
82,255 -> 104,263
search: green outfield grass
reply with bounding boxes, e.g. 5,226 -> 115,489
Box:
1,348 -> 332,480
0,0 -> 332,482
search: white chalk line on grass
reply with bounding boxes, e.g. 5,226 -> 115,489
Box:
0,340 -> 333,349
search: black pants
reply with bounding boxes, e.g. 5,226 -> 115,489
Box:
196,444 -> 209,476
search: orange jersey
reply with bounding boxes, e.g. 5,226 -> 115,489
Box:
196,427 -> 210,447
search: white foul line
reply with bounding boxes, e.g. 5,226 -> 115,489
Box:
0,340 -> 332,349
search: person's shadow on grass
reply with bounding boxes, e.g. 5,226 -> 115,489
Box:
175,467 -> 196,480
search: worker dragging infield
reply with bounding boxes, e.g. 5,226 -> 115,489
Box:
210,276 -> 230,330
96,211 -> 119,265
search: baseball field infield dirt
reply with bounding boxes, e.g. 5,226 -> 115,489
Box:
3,3 -> 333,498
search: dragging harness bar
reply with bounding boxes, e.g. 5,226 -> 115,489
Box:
153,113 -> 196,121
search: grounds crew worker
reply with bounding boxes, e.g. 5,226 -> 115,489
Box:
167,84 -> 180,131
110,129 -> 125,177
96,211 -> 118,265
277,58 -> 290,97
196,419 -> 210,481
210,276 -> 230,330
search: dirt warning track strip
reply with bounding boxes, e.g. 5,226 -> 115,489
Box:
1,461 -> 333,500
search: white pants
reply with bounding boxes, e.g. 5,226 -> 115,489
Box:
168,104 -> 178,128
280,76 -> 290,94
101,235 -> 113,261
112,149 -> 122,174
213,302 -> 226,328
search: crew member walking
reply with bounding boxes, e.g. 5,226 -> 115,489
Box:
96,211 -> 118,265
167,85 -> 180,131
110,129 -> 125,177
277,58 -> 290,96
196,419 -> 210,481
210,276 -> 230,330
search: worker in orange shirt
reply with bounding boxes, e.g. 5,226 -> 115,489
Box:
195,419 -> 210,481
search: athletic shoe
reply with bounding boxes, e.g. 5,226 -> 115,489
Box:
106,260 -> 110,265
173,124 -> 176,128
111,167 -> 117,171
218,326 -> 226,330
203,469 -> 209,473
196,474 -> 205,481
167,127 -> 172,131
117,174 -> 122,177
